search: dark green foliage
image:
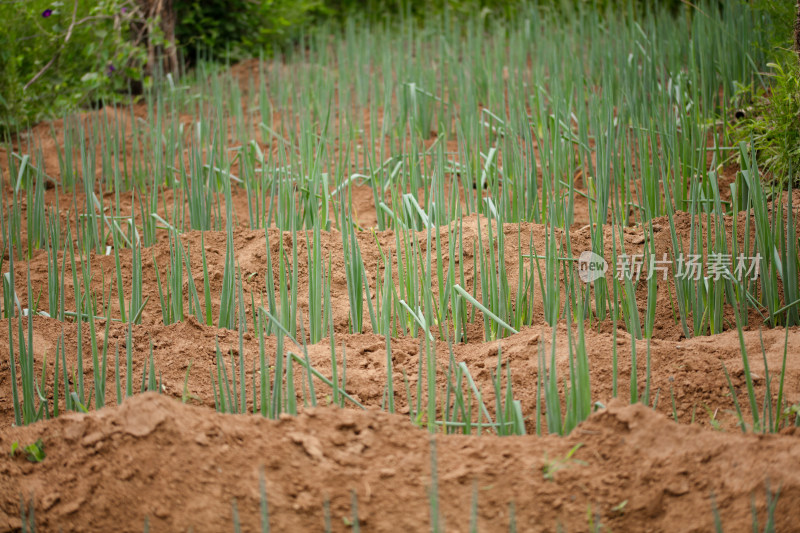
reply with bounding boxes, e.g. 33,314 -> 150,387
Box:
317,0 -> 528,18
173,0 -> 688,61
734,56 -> 800,187
174,0 -> 321,61
0,0 -> 152,133
316,0 -> 684,20
750,0 -> 798,51
733,2 -> 800,187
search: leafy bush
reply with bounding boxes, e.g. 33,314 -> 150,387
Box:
0,0 -> 151,133
174,0 -> 321,61
732,2 -> 800,187
734,56 -> 800,187
751,0 -> 797,50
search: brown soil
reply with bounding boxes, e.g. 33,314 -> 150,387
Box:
2,316 -> 799,435
2,59 -> 800,531
2,394 -> 800,532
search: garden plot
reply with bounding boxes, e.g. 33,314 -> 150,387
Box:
2,2 -> 800,531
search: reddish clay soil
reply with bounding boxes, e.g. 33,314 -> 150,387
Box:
2,394 -> 800,532
2,74 -> 800,530
1,316 -> 799,436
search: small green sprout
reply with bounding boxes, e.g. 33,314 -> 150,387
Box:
542,443 -> 586,481
10,439 -> 45,463
611,500 -> 628,513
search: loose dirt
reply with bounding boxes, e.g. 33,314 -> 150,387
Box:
2,64 -> 800,530
2,394 -> 800,532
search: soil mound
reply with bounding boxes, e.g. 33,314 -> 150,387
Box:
1,393 -> 798,532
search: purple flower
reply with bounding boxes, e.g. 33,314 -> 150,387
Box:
121,7 -> 127,13
42,8 -> 53,18
106,64 -> 116,75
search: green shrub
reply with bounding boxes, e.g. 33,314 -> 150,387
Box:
734,56 -> 800,187
0,0 -> 151,133
751,0 -> 797,50
174,0 -> 321,61
732,2 -> 800,187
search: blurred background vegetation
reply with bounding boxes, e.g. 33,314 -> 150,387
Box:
733,1 -> 800,186
1,0 -> 798,184
173,0 -> 691,62
0,0 -> 152,132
